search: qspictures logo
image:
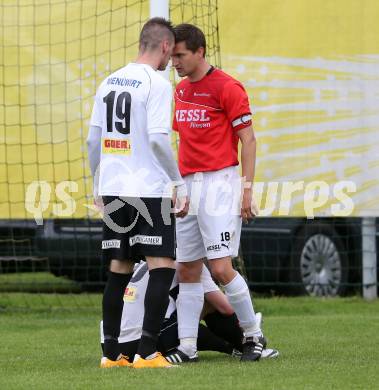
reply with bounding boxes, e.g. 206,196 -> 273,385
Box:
24,177 -> 359,226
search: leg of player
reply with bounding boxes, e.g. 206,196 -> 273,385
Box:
156,310 -> 234,359
165,259 -> 204,363
204,310 -> 279,359
133,256 -> 177,369
208,256 -> 266,362
203,290 -> 244,352
101,340 -> 140,364
101,259 -> 134,368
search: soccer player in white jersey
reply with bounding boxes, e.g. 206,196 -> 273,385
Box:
166,24 -> 266,363
99,261 -> 279,361
87,18 -> 189,369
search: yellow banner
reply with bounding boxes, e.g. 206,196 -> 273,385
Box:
1,0 -> 378,218
219,0 -> 379,216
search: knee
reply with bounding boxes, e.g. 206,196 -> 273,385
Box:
210,267 -> 227,284
177,262 -> 202,283
210,263 -> 236,285
109,259 -> 134,274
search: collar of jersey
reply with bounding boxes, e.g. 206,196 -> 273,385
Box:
129,62 -> 156,72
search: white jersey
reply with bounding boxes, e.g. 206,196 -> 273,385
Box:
100,261 -> 219,344
90,63 -> 173,198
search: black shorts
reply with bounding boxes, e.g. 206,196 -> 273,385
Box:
102,196 -> 176,263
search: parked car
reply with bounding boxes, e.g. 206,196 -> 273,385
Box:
19,216 -> 376,296
1,216 -> 377,296
239,217 -> 376,296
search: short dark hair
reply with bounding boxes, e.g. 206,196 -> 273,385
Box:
139,17 -> 175,52
174,23 -> 206,57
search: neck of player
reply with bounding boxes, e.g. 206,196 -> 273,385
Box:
135,53 -> 161,71
188,60 -> 212,82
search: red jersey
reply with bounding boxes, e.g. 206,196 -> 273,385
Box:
173,67 -> 252,177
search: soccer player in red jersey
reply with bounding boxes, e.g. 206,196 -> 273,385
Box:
166,24 -> 266,363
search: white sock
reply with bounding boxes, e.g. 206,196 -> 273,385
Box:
145,352 -> 157,360
176,282 -> 204,356
179,338 -> 197,357
223,273 -> 262,338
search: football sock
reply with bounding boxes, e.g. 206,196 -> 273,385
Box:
177,282 -> 204,357
137,267 -> 175,358
197,323 -> 233,354
223,273 -> 262,338
102,340 -> 139,362
204,311 -> 243,352
102,271 -> 133,360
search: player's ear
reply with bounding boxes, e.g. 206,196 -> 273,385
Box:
162,40 -> 169,54
197,46 -> 205,58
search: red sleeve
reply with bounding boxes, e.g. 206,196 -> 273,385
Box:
172,91 -> 178,132
220,80 -> 252,131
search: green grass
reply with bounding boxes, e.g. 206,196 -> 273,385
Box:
1,296 -> 379,389
0,272 -> 81,293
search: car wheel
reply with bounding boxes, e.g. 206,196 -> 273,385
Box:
290,223 -> 348,296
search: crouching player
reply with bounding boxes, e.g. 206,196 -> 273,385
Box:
100,261 -> 279,362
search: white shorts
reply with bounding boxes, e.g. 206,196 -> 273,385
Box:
176,166 -> 242,262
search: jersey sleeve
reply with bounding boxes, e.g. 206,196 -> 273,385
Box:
147,78 -> 172,135
172,89 -> 179,132
90,91 -> 103,128
172,87 -> 179,131
220,80 -> 252,131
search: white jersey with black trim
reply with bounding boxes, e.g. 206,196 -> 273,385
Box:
90,63 -> 173,198
100,261 -> 219,344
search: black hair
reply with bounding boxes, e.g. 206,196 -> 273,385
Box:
174,23 -> 206,57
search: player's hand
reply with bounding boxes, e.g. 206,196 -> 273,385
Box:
241,188 -> 259,223
94,196 -> 104,213
175,196 -> 189,218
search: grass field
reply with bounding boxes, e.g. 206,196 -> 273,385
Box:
1,295 -> 378,389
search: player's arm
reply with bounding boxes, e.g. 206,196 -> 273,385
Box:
87,92 -> 103,203
149,133 -> 189,217
221,80 -> 259,222
86,125 -> 101,179
238,126 -> 258,222
204,290 -> 234,316
147,80 -> 189,217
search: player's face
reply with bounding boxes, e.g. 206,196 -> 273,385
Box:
171,42 -> 203,77
158,40 -> 175,71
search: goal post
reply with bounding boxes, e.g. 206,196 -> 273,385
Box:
362,217 -> 378,300
151,0 -> 169,19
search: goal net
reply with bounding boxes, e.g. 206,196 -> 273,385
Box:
0,0 -> 221,298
